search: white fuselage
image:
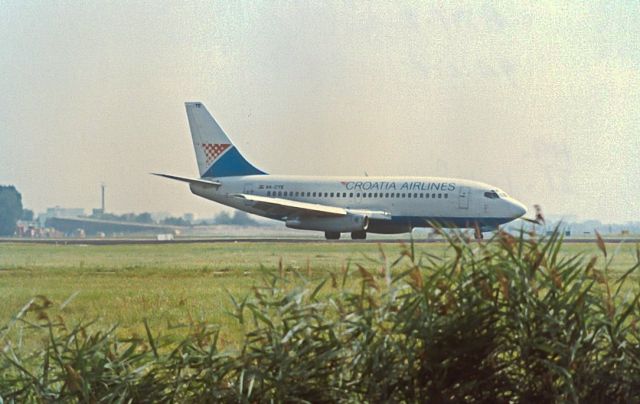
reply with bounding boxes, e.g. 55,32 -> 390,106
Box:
189,175 -> 526,234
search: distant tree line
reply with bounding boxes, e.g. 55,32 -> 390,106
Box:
21,209 -> 34,221
161,216 -> 190,226
0,185 -> 23,236
0,185 -> 35,236
212,211 -> 260,226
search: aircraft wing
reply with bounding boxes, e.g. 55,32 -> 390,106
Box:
232,193 -> 392,220
233,193 -> 346,217
152,173 -> 221,188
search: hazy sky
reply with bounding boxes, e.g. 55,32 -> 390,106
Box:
1,1 -> 638,222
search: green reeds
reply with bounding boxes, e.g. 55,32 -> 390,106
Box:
1,229 -> 639,402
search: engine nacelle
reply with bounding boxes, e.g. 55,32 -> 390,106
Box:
286,214 -> 369,232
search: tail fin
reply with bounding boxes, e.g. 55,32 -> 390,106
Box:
185,102 -> 266,178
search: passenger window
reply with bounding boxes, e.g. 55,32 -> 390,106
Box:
444,194 -> 448,199
414,193 -> 418,198
390,193 -> 394,198
356,193 -> 360,197
330,192 -> 334,197
432,193 -> 436,198
425,193 -> 429,198
312,192 -> 316,197
343,192 -> 346,197
324,192 -> 328,197
420,193 -> 423,198
266,191 -> 271,196
277,191 -> 282,196
349,193 -> 353,198
363,193 -> 367,198
402,193 -> 406,198
438,193 -> 442,198
408,193 -> 412,198
385,193 -> 389,198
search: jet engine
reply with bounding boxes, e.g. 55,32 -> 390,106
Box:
286,214 -> 369,232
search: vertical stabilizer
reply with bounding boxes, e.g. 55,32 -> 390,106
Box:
185,102 -> 266,178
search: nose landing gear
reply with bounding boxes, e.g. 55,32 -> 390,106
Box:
474,224 -> 499,240
474,225 -> 484,240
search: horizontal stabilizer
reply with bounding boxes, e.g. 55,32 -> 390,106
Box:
152,173 -> 221,187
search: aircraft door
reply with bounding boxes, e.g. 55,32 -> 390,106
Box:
458,186 -> 470,209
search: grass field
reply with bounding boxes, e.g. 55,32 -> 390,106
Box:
1,239 -> 638,348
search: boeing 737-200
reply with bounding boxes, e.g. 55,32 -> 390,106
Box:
154,102 -> 527,239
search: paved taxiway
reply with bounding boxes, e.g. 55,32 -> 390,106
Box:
2,237 -> 639,245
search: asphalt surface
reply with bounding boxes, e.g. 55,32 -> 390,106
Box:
1,237 -> 639,245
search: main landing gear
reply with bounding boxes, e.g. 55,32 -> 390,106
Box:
351,231 -> 367,240
324,231 -> 368,240
325,231 -> 340,240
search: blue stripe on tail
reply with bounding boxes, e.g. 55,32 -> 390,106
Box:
202,147 -> 266,178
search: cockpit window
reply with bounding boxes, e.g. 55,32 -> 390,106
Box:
484,191 -> 500,199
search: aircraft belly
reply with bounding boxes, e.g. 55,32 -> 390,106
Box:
368,215 -> 512,234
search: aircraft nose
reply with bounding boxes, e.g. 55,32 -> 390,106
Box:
511,200 -> 527,218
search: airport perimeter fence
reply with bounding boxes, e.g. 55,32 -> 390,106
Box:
1,229 -> 639,402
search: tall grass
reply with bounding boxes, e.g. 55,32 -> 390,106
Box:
1,230 -> 639,402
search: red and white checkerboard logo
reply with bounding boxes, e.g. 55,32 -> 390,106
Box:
201,143 -> 231,164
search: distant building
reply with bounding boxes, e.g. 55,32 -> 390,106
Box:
38,206 -> 85,226
45,216 -> 177,236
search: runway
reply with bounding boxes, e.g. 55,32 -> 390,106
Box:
1,237 -> 639,245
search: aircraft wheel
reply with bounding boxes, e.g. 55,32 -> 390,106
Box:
325,231 -> 340,240
351,231 -> 367,240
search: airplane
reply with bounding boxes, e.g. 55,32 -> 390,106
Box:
154,102 -> 527,240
